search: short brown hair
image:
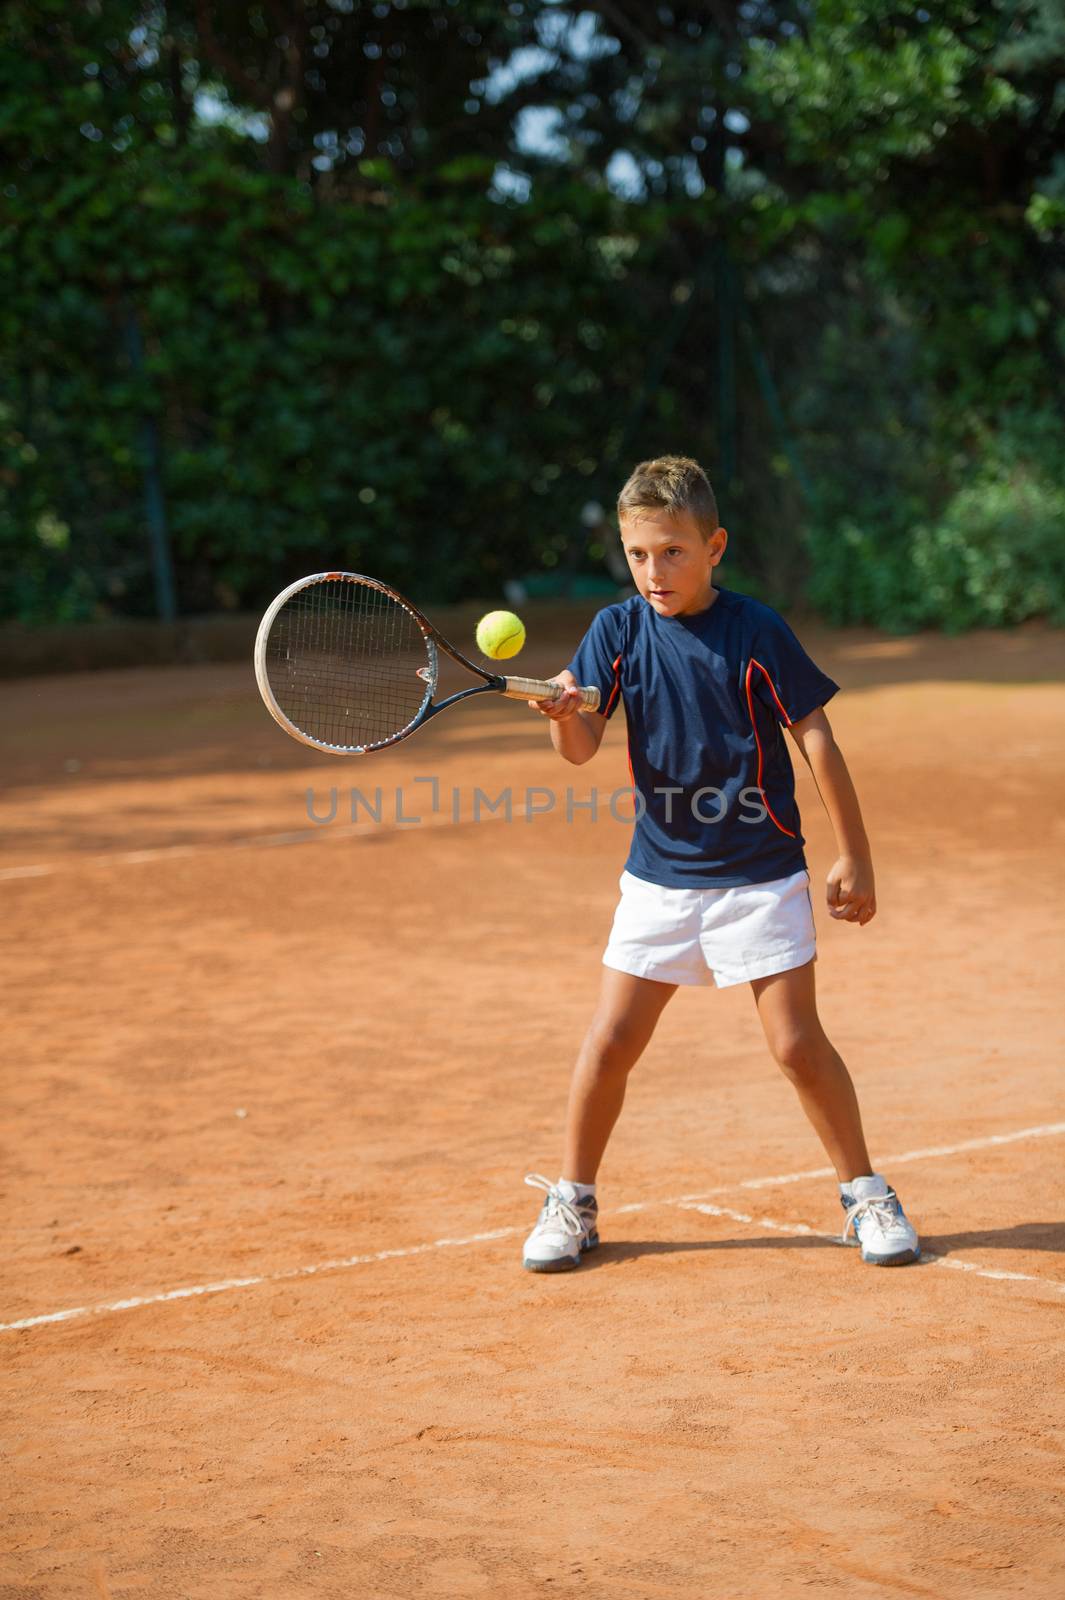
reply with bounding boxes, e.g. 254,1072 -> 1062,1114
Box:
616,455 -> 719,538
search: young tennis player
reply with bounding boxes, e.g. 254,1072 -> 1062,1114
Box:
522,455 -> 919,1272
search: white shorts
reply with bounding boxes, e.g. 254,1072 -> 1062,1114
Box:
602,868 -> 816,990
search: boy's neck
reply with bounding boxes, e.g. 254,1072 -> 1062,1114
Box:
667,582 -> 720,619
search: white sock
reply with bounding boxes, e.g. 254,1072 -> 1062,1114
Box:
558,1177 -> 596,1203
840,1173 -> 888,1199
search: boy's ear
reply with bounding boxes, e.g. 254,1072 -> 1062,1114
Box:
711,525 -> 728,562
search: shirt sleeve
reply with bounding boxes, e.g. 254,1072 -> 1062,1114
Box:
565,605 -> 625,720
749,610 -> 840,726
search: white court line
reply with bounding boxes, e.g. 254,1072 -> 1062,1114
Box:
0,801 -> 537,882
0,1229 -> 519,1332
612,1121 -> 1065,1206
730,1120 -> 1065,1190
3,1122 -> 1064,1333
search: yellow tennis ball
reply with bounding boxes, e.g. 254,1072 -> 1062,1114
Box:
475,609 -> 526,660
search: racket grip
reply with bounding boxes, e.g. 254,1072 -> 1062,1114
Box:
500,677 -> 601,712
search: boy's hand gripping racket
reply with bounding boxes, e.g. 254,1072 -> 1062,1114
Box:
254,571 -> 601,755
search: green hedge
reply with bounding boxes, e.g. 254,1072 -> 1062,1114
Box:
1,160 -> 672,622
806,463 -> 1065,633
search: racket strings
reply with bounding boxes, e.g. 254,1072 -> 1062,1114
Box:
264,579 -> 432,750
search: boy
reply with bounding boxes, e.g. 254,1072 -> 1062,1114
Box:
522,455 -> 919,1272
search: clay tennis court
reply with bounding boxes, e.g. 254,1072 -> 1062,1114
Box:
2,612 -> 1063,1598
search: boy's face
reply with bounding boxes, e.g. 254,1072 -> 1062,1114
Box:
619,509 -> 727,618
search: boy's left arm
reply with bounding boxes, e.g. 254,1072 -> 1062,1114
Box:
787,707 -> 876,926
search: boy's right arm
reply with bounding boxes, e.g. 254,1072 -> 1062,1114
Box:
529,669 -> 607,765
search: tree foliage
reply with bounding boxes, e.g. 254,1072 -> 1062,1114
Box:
2,1 -> 1062,629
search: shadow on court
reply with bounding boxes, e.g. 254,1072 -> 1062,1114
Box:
578,1221 -> 1065,1271
920,1221 -> 1065,1256
578,1234 -> 839,1269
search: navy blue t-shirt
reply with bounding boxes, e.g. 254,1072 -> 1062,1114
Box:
566,589 -> 840,888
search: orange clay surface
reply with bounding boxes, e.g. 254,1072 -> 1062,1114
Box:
1,613 -> 1064,1599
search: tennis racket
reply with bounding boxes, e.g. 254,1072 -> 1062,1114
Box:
254,571 -> 601,755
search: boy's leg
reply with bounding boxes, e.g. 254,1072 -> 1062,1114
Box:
561,966 -> 677,1184
750,960 -> 872,1182
751,960 -> 919,1266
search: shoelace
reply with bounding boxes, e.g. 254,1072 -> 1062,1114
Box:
841,1190 -> 902,1245
524,1172 -> 588,1238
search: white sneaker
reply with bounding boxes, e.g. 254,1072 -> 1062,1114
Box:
841,1175 -> 920,1266
522,1174 -> 600,1273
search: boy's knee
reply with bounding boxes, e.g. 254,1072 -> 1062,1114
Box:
770,1027 -> 826,1082
583,1017 -> 643,1074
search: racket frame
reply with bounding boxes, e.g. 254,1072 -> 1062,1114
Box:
254,571 -> 600,755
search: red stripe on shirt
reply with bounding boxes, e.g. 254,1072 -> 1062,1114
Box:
748,657 -> 793,726
744,659 -> 798,839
